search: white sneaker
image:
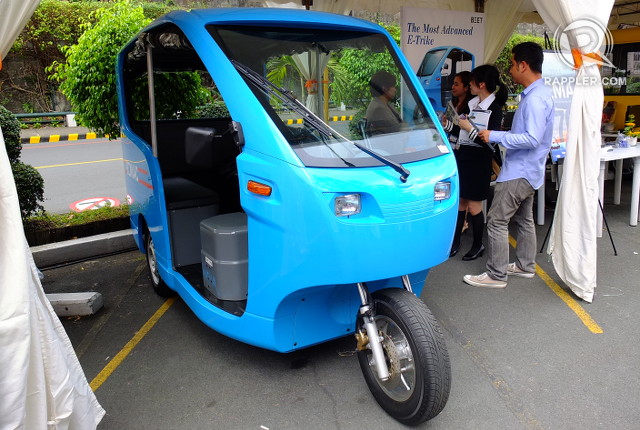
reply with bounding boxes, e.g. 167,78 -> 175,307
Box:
506,262 -> 535,278
463,272 -> 507,289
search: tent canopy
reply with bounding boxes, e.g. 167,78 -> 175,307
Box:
264,1 -> 637,60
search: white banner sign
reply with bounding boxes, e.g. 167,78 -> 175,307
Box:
401,7 -> 485,111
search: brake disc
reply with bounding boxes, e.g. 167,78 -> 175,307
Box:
381,333 -> 401,378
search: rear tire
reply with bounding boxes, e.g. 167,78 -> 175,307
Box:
357,288 -> 450,426
145,230 -> 175,297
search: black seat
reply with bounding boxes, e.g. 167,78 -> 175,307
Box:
163,176 -> 219,210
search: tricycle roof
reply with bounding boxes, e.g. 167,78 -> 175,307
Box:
146,7 -> 384,33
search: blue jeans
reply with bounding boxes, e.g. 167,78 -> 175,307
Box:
486,178 -> 536,281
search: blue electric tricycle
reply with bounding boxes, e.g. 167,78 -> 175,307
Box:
417,46 -> 474,111
117,8 -> 457,425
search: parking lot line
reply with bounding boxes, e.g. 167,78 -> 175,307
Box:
86,235 -> 603,393
508,236 -> 603,334
90,296 -> 177,391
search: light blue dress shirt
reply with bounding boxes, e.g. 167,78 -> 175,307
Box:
488,78 -> 554,190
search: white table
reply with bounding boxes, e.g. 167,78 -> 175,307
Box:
597,145 -> 640,237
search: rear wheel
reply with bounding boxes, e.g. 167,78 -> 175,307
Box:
357,288 -> 450,426
145,230 -> 175,297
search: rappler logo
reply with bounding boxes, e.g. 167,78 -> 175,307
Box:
552,17 -> 615,69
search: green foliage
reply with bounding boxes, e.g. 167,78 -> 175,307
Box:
266,55 -> 347,108
199,100 -> 231,118
141,2 -> 175,20
267,55 -> 305,95
348,108 -> 367,140
2,104 -> 45,219
332,49 -> 397,110
262,23 -> 401,109
381,23 -> 401,45
50,1 -> 209,135
11,161 -> 45,220
51,1 -> 152,137
13,0 -> 103,71
495,33 -> 548,94
331,23 -> 401,109
0,105 -> 22,162
130,72 -> 212,120
25,204 -> 130,231
626,81 -> 640,94
14,0 -> 174,80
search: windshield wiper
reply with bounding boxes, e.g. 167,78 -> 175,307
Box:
231,59 -> 410,182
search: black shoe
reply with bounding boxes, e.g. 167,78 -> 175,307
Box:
449,245 -> 460,257
462,244 -> 485,261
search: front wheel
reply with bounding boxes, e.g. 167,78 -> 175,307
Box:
357,288 -> 451,426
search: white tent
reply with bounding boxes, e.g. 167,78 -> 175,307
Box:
291,51 -> 331,111
0,0 -> 106,428
537,0 -> 614,302
265,0 -> 540,63
265,0 -> 617,302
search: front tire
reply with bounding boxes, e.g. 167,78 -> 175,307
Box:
357,288 -> 450,426
145,230 -> 175,297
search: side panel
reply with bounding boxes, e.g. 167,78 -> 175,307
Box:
121,135 -> 172,268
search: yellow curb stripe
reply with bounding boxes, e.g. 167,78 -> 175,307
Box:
49,135 -> 60,142
35,158 -> 123,169
90,297 -> 177,391
285,117 -> 354,124
535,266 -> 604,333
86,132 -> 97,139
508,235 -> 603,334
29,136 -> 40,144
68,133 -> 78,141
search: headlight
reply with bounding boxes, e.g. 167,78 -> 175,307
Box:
334,194 -> 361,217
434,181 -> 451,201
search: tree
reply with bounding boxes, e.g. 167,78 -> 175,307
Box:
51,1 -> 152,138
2,1 -> 174,113
332,23 -> 401,109
51,1 -> 212,137
263,23 -> 401,110
1,105 -> 44,219
495,33 -> 549,94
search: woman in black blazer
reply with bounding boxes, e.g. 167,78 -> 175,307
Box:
448,65 -> 507,260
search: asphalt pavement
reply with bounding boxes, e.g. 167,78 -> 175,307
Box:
36,172 -> 640,429
20,127 -> 127,214
23,125 -> 640,429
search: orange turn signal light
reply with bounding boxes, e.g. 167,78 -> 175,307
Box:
247,180 -> 272,196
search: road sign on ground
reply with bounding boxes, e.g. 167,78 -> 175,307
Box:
71,197 -> 120,212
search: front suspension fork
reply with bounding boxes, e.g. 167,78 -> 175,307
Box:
356,282 -> 390,381
355,276 -> 414,381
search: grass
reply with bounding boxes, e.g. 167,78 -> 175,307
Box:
24,204 -> 130,231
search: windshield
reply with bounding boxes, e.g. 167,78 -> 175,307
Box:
417,48 -> 447,77
209,25 -> 448,168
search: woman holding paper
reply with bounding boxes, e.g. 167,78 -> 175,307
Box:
443,71 -> 473,145
448,64 -> 507,260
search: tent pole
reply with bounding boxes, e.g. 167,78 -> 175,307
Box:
146,46 -> 158,158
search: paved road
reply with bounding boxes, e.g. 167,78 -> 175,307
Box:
21,138 -> 126,214
42,180 -> 640,429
